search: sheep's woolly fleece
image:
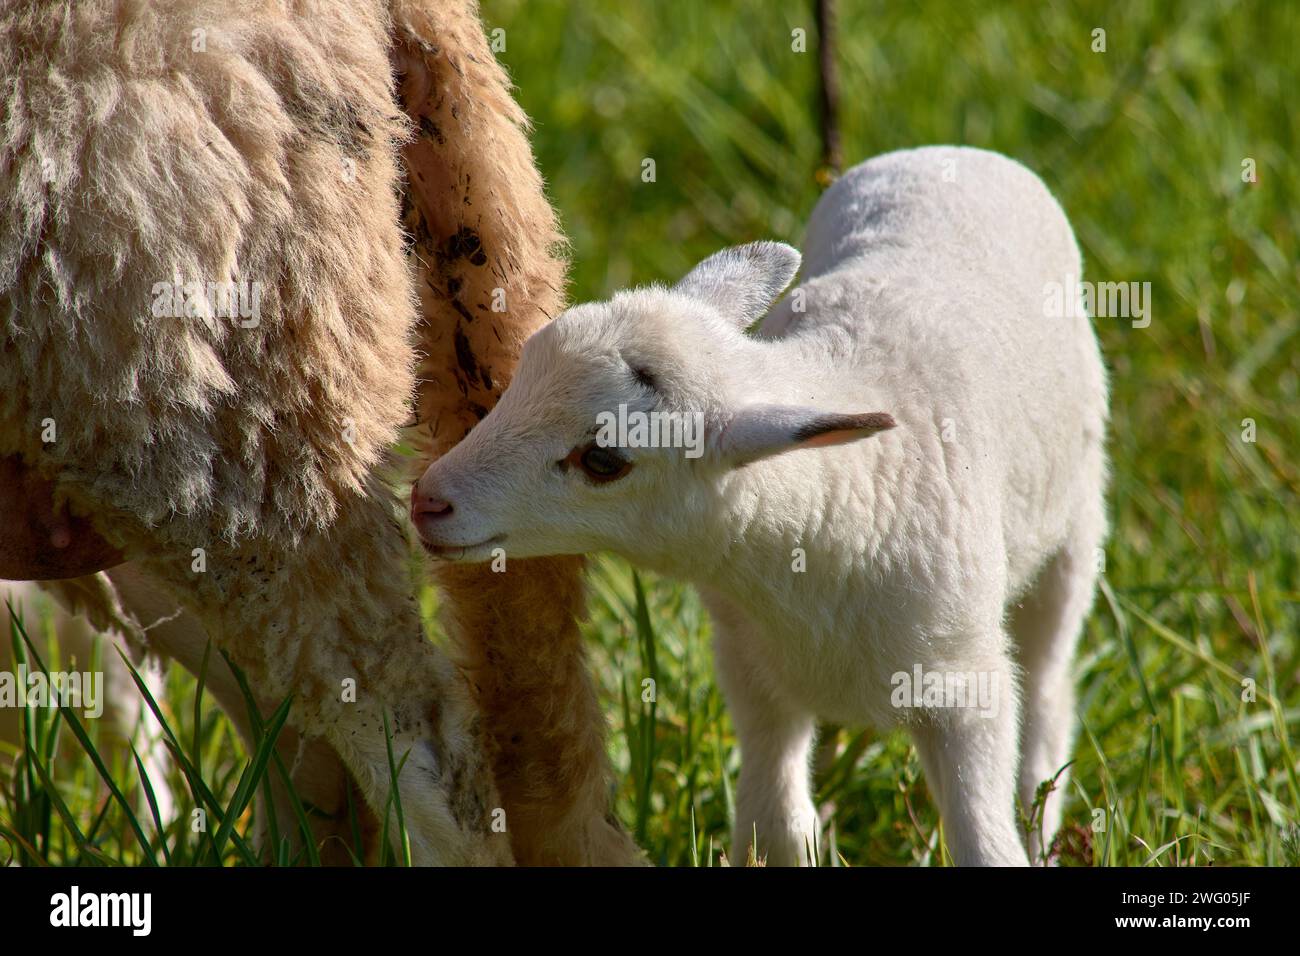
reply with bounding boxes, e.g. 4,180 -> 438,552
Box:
0,0 -> 415,549
0,0 -> 638,866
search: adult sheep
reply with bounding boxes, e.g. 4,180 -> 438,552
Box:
0,0 -> 635,865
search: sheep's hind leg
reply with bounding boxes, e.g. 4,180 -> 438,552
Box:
98,564 -> 362,865
392,4 -> 634,867
435,559 -> 643,865
1010,521 -> 1102,863
709,596 -> 819,866
908,647 -> 1028,866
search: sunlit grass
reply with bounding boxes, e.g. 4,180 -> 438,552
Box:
1,0 -> 1295,866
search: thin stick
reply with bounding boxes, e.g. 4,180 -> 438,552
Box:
816,0 -> 843,182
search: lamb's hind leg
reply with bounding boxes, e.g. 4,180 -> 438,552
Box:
1010,518 -> 1103,863
908,642 -> 1028,866
708,594 -> 819,866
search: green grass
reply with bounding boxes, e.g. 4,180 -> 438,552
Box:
2,0 -> 1297,866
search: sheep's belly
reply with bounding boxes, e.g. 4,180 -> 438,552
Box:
738,615 -> 990,729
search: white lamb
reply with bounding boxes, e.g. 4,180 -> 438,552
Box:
410,146 -> 1109,866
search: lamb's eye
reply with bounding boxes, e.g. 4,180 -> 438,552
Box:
564,443 -> 633,483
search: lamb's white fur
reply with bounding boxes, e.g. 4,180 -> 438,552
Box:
413,146 -> 1109,866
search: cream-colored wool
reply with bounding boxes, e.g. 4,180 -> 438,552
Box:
1,0 -> 634,866
0,0 -> 506,865
1,0 -> 416,547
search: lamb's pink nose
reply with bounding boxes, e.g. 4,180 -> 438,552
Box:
411,486 -> 454,519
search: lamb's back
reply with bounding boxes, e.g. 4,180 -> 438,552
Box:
769,147 -> 1107,596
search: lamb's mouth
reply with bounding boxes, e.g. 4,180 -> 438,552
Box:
420,534 -> 506,561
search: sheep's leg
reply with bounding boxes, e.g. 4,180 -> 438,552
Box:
52,593 -> 175,827
31,564 -> 363,864
726,686 -> 819,867
711,610 -> 819,866
119,486 -> 514,867
908,651 -> 1029,866
318,646 -> 511,867
391,4 -> 632,865
435,559 -> 643,865
1010,521 -> 1102,863
108,565 -> 360,866
110,538 -> 497,870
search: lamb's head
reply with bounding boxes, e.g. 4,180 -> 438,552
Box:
411,242 -> 895,565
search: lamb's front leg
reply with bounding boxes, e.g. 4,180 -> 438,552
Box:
907,649 -> 1028,866
711,605 -> 819,866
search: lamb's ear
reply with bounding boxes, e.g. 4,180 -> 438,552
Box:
716,404 -> 896,467
673,241 -> 801,329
